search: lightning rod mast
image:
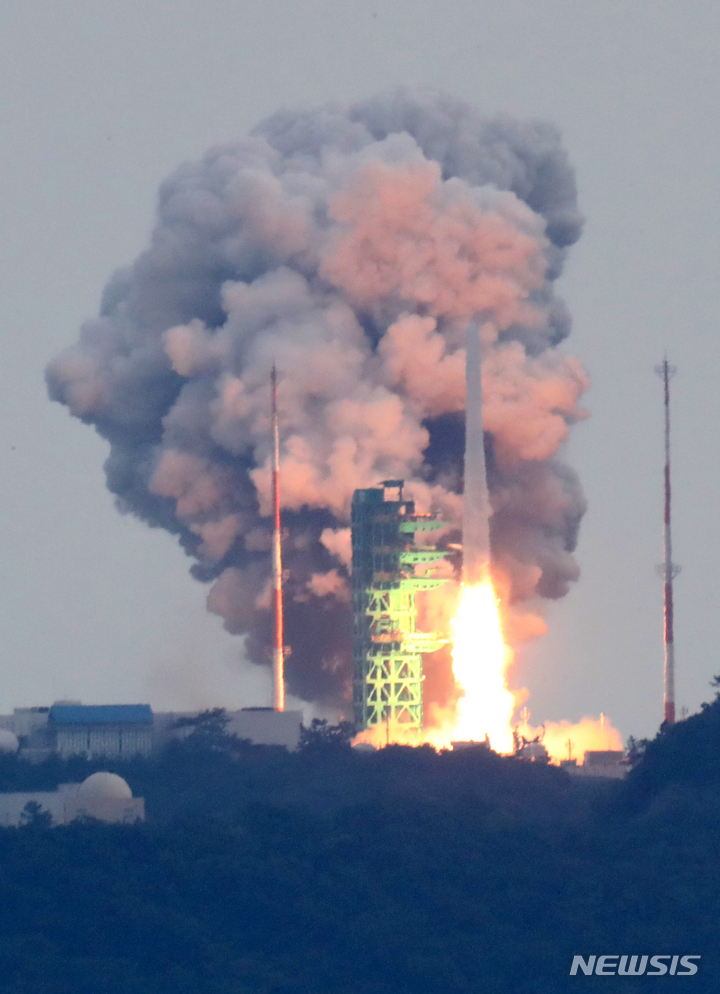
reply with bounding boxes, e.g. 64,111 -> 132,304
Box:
271,364 -> 285,711
656,357 -> 679,727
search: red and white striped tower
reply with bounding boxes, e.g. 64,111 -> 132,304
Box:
656,357 -> 679,726
271,364 -> 285,711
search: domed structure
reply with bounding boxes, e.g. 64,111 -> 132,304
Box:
77,771 -> 132,800
0,729 -> 19,753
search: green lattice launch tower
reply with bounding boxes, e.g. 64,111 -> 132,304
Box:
352,481 -> 449,731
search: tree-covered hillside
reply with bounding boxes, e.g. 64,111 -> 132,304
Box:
0,711 -> 718,993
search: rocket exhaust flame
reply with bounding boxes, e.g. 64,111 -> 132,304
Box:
451,583 -> 515,753
451,318 -> 515,752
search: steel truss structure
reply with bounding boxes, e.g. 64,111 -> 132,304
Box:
351,482 -> 449,731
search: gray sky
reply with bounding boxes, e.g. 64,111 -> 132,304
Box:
1,0 -> 718,739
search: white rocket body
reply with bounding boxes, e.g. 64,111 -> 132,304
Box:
463,320 -> 491,585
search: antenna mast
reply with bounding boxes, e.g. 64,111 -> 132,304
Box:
271,364 -> 285,711
655,358 -> 679,726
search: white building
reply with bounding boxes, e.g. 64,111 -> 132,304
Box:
0,772 -> 144,827
0,702 -> 303,758
154,707 -> 303,751
226,708 -> 303,750
50,704 -> 154,759
567,750 -> 628,779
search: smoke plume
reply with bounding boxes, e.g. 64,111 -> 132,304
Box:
47,90 -> 588,711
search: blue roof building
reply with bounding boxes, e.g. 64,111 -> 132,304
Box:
49,704 -> 154,759
49,704 -> 152,726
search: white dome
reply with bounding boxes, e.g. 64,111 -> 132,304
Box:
0,729 -> 19,753
77,772 -> 132,800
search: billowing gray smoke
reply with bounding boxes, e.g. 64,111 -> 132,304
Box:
47,90 -> 588,710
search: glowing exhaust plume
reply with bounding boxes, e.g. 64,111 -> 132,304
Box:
451,582 -> 516,753
449,317 -> 516,752
538,716 -> 623,765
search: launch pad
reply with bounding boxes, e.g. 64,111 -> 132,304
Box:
351,482 -> 449,731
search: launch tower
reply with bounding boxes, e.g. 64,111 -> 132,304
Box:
351,482 -> 448,731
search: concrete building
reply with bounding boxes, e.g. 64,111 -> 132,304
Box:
0,704 -> 154,760
0,702 -> 303,758
568,750 -> 628,779
153,707 -> 303,751
1,706 -> 49,740
64,772 -> 145,823
226,708 -> 302,750
50,704 -> 153,759
0,772 -> 144,826
0,706 -> 53,761
0,729 -> 19,753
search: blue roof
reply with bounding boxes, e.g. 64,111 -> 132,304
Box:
49,705 -> 153,726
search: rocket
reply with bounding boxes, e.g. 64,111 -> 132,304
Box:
463,320 -> 492,586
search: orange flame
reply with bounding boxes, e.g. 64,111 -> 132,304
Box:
353,575 -> 625,761
532,717 -> 623,765
450,579 -> 516,752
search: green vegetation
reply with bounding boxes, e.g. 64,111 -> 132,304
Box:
0,702 -> 719,993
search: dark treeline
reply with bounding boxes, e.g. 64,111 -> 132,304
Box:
0,706 -> 719,993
